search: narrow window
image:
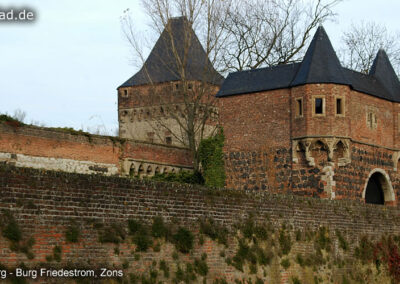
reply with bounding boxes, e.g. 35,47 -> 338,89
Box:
188,83 -> 193,90
123,89 -> 128,97
296,98 -> 303,117
166,137 -> 172,145
336,98 -> 343,115
315,98 -> 323,114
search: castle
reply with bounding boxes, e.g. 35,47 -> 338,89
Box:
1,18 -> 400,207
2,17 -> 400,283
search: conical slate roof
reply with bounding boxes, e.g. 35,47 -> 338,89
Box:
119,17 -> 223,88
291,26 -> 348,86
217,26 -> 400,102
369,49 -> 400,101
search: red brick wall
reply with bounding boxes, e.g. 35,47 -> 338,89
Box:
0,165 -> 400,282
219,84 -> 400,202
0,123 -> 193,171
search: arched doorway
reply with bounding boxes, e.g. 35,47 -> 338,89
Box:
363,169 -> 395,205
365,173 -> 384,204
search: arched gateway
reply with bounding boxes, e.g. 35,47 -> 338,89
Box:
363,169 -> 395,205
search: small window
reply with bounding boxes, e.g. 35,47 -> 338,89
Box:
122,89 -> 128,97
367,111 -> 377,130
175,83 -> 180,90
295,98 -> 303,117
336,98 -> 343,115
315,98 -> 323,114
188,83 -> 193,90
166,137 -> 172,145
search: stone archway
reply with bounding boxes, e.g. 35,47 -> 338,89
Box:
363,169 -> 395,205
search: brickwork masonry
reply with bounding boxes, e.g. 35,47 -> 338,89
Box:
0,164 -> 400,282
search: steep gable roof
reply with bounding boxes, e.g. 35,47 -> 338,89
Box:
119,17 -> 223,88
217,26 -> 400,102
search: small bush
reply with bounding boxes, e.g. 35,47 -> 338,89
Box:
159,260 -> 170,278
65,224 -> 80,243
199,218 -> 228,246
296,253 -> 305,267
151,171 -> 204,185
133,227 -> 151,252
194,256 -> 208,276
2,214 -> 21,243
281,258 -> 290,269
53,245 -> 62,262
128,219 -> 143,235
354,235 -> 374,263
291,276 -> 301,284
173,227 -> 194,253
279,229 -> 292,255
336,230 -> 348,251
316,226 -> 331,252
99,224 -> 125,244
151,216 -> 167,238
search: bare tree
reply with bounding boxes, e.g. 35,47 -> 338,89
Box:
120,0 -> 340,171
217,0 -> 341,73
12,109 -> 26,123
121,0 -> 228,171
339,21 -> 400,75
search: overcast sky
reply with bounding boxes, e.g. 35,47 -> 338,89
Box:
1,0 -> 400,134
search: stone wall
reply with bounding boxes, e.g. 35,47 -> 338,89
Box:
0,164 -> 400,283
0,123 -> 192,176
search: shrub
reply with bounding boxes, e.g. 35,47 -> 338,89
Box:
354,235 -> 374,263
291,276 -> 301,284
198,128 -> 226,188
279,229 -> 292,255
65,224 -> 80,243
151,171 -> 204,185
173,227 -> 194,253
159,260 -> 170,278
2,212 -> 21,243
194,255 -> 208,276
53,245 -> 62,262
151,216 -> 167,238
133,227 -> 151,252
281,258 -> 290,269
128,219 -> 143,235
315,226 -> 331,252
98,224 -> 125,244
336,230 -> 348,251
199,218 -> 228,246
296,253 -> 305,267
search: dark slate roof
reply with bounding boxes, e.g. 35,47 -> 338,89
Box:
217,26 -> 400,102
119,17 -> 223,88
291,26 -> 348,86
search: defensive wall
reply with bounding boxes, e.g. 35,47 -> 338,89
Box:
0,122 -> 192,177
0,164 -> 400,283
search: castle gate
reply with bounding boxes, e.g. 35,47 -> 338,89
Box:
363,169 -> 395,205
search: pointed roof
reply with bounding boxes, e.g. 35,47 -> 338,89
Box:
291,26 -> 348,86
119,17 -> 223,88
217,26 -> 400,102
369,49 -> 400,101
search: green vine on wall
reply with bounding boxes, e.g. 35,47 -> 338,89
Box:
198,127 -> 226,188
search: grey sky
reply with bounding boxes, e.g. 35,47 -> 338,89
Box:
1,0 -> 399,134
